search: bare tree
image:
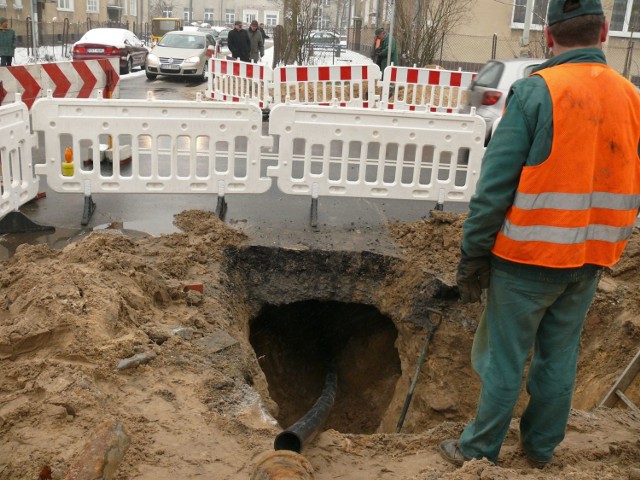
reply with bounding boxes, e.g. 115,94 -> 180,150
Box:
148,0 -> 177,20
274,0 -> 327,65
395,0 -> 475,67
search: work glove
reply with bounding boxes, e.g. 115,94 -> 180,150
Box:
456,250 -> 491,303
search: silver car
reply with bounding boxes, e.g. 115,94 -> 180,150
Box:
463,58 -> 544,145
145,30 -> 216,81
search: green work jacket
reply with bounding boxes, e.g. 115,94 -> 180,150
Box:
462,48 -> 639,282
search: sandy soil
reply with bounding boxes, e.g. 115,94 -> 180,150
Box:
0,209 -> 638,479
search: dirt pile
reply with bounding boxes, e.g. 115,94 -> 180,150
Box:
0,210 -> 638,479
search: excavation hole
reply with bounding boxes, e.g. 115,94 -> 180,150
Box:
250,300 -> 401,434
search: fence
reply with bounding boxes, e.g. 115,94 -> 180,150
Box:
207,60 -> 471,112
1,91 -> 486,230
0,94 -> 39,220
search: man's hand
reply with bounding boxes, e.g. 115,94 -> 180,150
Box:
456,251 -> 491,303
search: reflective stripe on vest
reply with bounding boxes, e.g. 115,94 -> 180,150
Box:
491,63 -> 640,268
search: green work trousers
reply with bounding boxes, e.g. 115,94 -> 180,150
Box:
457,267 -> 599,464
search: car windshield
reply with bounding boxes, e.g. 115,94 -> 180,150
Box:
159,34 -> 205,49
472,61 -> 504,88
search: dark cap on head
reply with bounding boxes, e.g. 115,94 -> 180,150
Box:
234,20 -> 243,26
547,0 -> 604,26
375,27 -> 384,35
0,17 -> 8,24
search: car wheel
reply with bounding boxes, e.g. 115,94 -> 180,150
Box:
146,70 -> 157,80
121,58 -> 133,75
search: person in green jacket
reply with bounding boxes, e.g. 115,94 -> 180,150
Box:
374,28 -> 397,78
0,17 -> 16,66
439,0 -> 640,470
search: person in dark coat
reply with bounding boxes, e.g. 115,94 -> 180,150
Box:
0,17 -> 16,66
259,23 -> 269,41
227,20 -> 250,62
248,20 -> 264,63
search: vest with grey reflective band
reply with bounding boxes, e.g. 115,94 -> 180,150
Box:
492,62 -> 640,268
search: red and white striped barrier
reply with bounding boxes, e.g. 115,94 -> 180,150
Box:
0,59 -> 120,109
207,59 -> 272,108
271,64 -> 381,108
380,66 -> 476,113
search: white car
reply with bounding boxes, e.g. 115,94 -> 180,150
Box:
462,58 -> 544,145
145,30 -> 216,82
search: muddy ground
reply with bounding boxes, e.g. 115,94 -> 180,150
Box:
0,209 -> 638,479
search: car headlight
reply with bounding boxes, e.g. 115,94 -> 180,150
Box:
184,55 -> 201,64
147,53 -> 158,62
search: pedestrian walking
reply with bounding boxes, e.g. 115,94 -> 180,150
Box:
439,0 -> 640,470
259,23 -> 269,41
227,20 -> 250,62
0,17 -> 16,67
248,20 -> 264,63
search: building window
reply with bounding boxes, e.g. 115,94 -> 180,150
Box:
129,0 -> 136,16
13,0 -> 22,8
204,8 -> 214,21
225,10 -> 235,24
162,9 -> 172,17
183,7 -> 192,22
87,0 -> 97,12
57,0 -> 73,10
512,0 -> 549,28
610,0 -> 640,34
265,12 -> 278,26
244,10 -> 258,24
0,0 -> 7,7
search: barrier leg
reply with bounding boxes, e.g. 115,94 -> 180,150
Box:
81,195 -> 96,226
215,180 -> 227,221
0,211 -> 55,234
215,195 -> 227,221
81,180 -> 96,226
310,183 -> 319,228
310,198 -> 318,228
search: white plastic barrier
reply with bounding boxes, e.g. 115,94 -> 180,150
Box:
0,95 -> 39,220
207,59 -> 272,108
380,66 -> 476,113
271,64 -> 381,108
267,103 -> 486,209
32,92 -> 272,206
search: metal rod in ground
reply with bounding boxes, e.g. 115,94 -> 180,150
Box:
396,310 -> 442,433
274,365 -> 338,453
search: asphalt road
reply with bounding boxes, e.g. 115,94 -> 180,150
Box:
1,69 -> 465,260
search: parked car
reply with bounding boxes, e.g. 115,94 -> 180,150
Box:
309,31 -> 341,53
216,29 -> 230,47
72,28 -> 149,75
198,27 -> 220,40
145,30 -> 216,81
462,58 -> 544,145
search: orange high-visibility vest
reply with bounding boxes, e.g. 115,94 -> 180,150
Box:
492,63 -> 640,268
